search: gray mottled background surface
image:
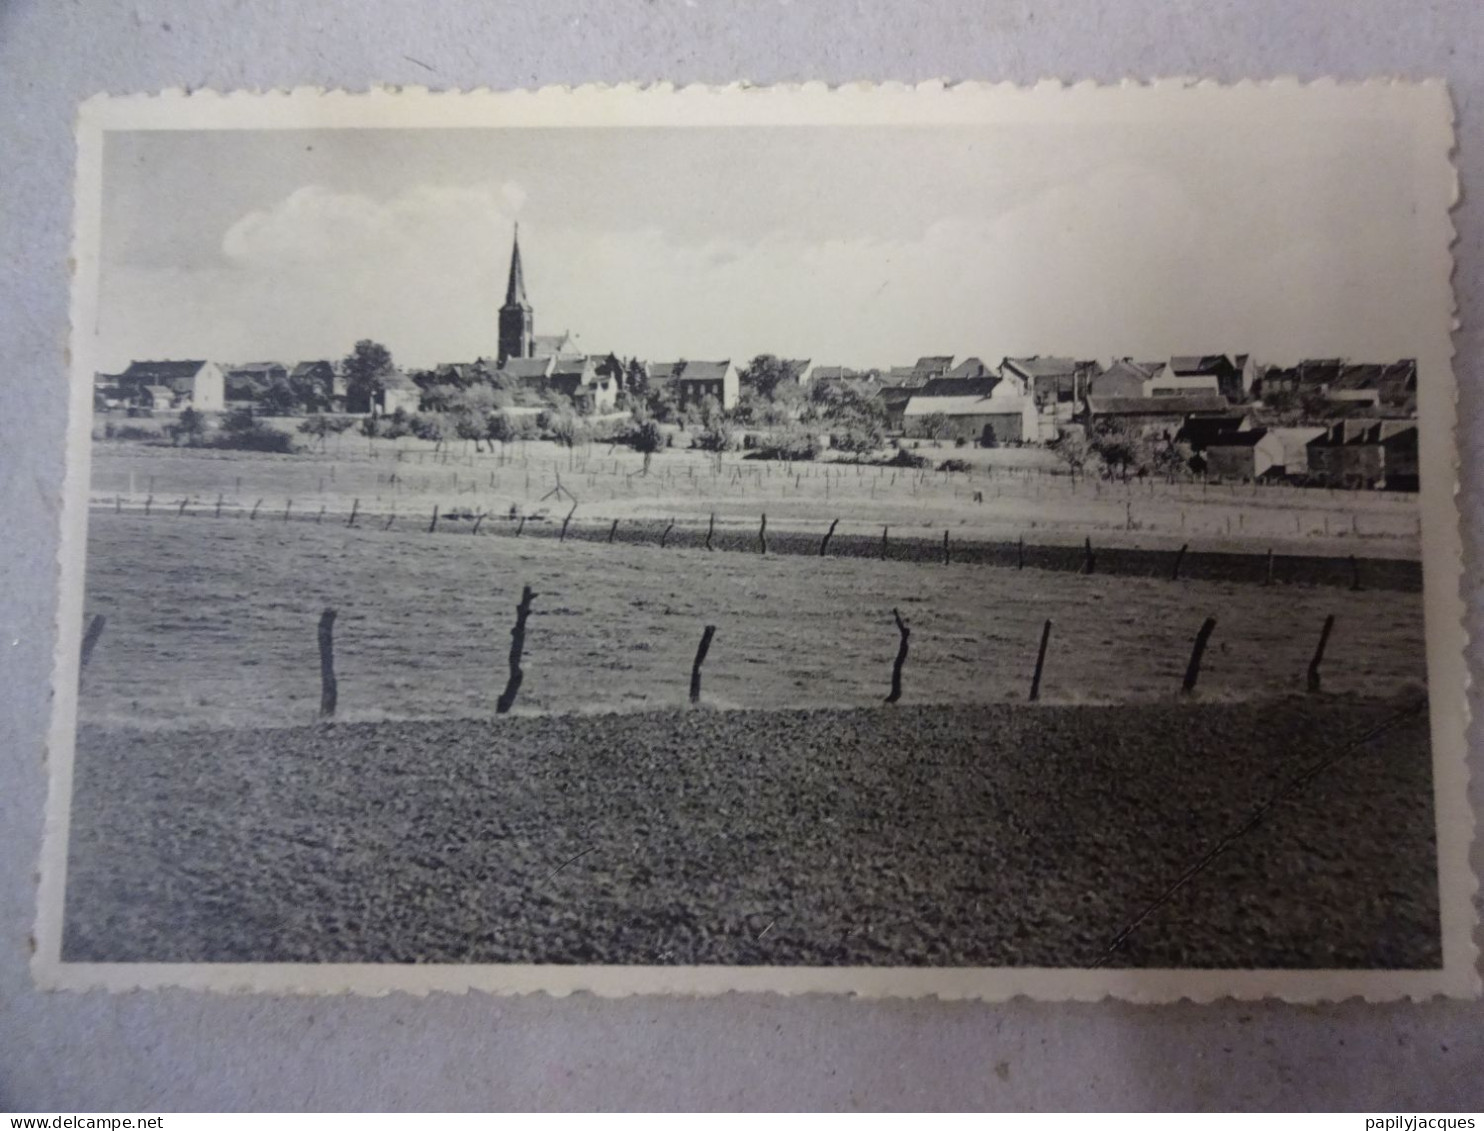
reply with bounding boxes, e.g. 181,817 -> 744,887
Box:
2,0 -> 1481,1111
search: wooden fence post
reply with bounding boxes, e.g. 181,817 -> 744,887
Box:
705,513 -> 715,551
608,518 -> 619,544
472,511 -> 485,535
78,614 -> 106,687
177,497 -> 189,518
1181,617 -> 1218,694
143,495 -> 153,517
942,529 -> 951,565
690,625 -> 717,705
428,504 -> 440,533
1029,618 -> 1052,701
214,493 -> 222,519
660,519 -> 675,548
1264,548 -> 1275,586
819,518 -> 839,557
758,513 -> 768,555
384,513 -> 396,531
885,608 -> 910,704
881,525 -> 889,561
249,498 -> 261,521
1082,536 -> 1096,575
115,495 -> 122,515
283,499 -> 293,522
1307,614 -> 1336,694
317,608 -> 338,719
316,505 -> 326,524
347,498 -> 359,528
1349,554 -> 1362,592
516,514 -> 527,537
1171,543 -> 1188,581
496,585 -> 537,714
1017,535 -> 1025,571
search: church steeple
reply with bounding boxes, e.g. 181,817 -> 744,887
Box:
498,223 -> 533,363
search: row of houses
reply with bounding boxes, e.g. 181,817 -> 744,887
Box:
1181,415 -> 1419,490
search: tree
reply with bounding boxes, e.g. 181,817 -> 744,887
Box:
259,382 -> 300,416
915,412 -> 950,444
298,413 -> 354,451
168,406 -> 209,446
342,340 -> 393,413
740,354 -> 790,399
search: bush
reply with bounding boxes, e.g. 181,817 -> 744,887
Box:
487,410 -> 540,443
938,458 -> 972,473
886,448 -> 931,469
693,422 -> 736,452
744,429 -> 822,461
954,436 -> 968,448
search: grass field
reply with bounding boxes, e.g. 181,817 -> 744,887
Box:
62,698 -> 1439,967
89,433 -> 1422,560
78,512 -> 1427,729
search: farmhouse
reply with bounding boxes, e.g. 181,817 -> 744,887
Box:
288,360 -> 346,412
1167,355 -> 1258,402
549,355 -> 619,413
902,374 -> 1037,444
112,360 -> 226,412
1001,357 -> 1098,407
1082,393 -> 1231,438
1306,419 -> 1419,490
1203,428 -> 1287,481
1175,413 -> 1251,451
943,356 -> 993,382
675,360 -> 740,410
224,362 -> 290,404
376,371 -> 422,416
1087,359 -> 1161,399
909,356 -> 956,381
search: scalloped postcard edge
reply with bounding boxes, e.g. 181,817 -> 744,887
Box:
35,79 -> 1477,1002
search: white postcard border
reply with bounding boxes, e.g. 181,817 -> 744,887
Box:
35,80 -> 1478,1001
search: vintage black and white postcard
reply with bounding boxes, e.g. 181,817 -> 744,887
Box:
37,82 -> 1475,999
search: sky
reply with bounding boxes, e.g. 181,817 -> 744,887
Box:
94,117 -> 1428,372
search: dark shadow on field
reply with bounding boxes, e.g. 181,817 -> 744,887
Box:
61,696 -> 1440,969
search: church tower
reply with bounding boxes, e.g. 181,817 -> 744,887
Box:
498,224 -> 533,363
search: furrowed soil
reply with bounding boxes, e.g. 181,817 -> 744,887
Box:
62,699 -> 1439,967
78,513 -> 1427,729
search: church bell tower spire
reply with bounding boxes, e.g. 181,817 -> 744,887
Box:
498,223 -> 533,363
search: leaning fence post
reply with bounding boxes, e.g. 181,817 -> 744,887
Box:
177,497 -> 189,518
472,511 -> 485,535
1307,614 -> 1336,694
820,518 -> 839,557
1171,543 -> 1188,581
690,625 -> 717,705
516,514 -> 527,537
496,585 -> 537,714
249,498 -> 262,521
885,608 -> 910,704
347,498 -> 359,528
660,519 -> 675,549
428,504 -> 440,534
78,614 -> 106,687
758,513 -> 768,555
1181,617 -> 1218,694
608,518 -> 619,544
317,608 -> 338,719
705,513 -> 715,551
1029,618 -> 1053,701
561,502 -> 577,543
1082,536 -> 1096,575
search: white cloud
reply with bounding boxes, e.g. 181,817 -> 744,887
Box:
98,164 -> 1422,372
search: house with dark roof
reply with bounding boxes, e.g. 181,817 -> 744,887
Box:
224,361 -> 290,404
1203,428 -> 1287,480
288,360 -> 345,412
1087,359 -> 1160,400
114,360 -> 226,412
1082,393 -> 1231,438
675,360 -> 740,410
910,356 -> 956,381
1166,355 -> 1258,402
1306,419 -> 1419,490
902,373 -> 1037,444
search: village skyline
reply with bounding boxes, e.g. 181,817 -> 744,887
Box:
93,117 -> 1429,372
